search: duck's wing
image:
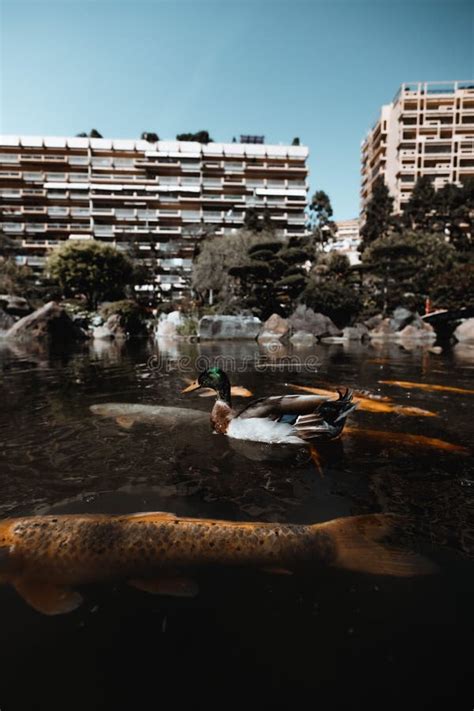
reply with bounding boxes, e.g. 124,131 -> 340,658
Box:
236,394 -> 327,420
237,390 -> 356,441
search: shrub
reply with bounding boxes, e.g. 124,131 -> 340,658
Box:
47,241 -> 134,309
100,299 -> 148,336
301,278 -> 362,327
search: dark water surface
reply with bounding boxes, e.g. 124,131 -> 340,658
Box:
0,337 -> 473,710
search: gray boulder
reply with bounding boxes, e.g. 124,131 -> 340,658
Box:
0,294 -> 31,317
7,301 -> 87,342
364,314 -> 383,330
369,318 -> 398,339
390,307 -> 413,331
290,330 -> 315,347
257,313 -> 290,343
288,305 -> 342,339
343,323 -> 370,341
397,322 -> 435,340
93,313 -> 130,340
454,318 -> 474,344
199,315 -> 262,340
155,310 -> 184,340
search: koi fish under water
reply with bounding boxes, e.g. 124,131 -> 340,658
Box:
345,426 -> 469,454
287,385 -> 437,418
379,380 -> 474,396
0,511 -> 435,615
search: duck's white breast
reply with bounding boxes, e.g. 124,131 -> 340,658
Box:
227,417 -> 303,445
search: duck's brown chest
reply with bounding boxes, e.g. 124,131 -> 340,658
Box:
210,400 -> 232,434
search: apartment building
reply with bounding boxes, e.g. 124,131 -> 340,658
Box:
0,135 -> 309,295
324,219 -> 361,265
361,80 -> 474,214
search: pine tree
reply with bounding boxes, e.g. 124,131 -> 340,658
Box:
360,176 -> 394,250
403,176 -> 436,231
308,190 -> 336,251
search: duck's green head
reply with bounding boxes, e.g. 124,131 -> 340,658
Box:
182,367 -> 231,404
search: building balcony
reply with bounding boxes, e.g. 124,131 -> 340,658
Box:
22,239 -> 61,249
2,223 -> 24,233
24,206 -> 48,215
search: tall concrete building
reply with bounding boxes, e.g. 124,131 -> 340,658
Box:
0,135 -> 308,296
361,80 -> 474,214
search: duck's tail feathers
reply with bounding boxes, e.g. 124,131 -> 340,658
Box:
332,389 -> 357,423
318,514 -> 437,577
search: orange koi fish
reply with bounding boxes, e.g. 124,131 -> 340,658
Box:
345,426 -> 469,454
288,385 -> 437,418
0,511 -> 434,615
379,380 -> 474,396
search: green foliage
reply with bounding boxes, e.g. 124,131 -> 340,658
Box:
292,137 -> 300,146
301,279 -> 362,328
362,231 -> 456,313
0,258 -> 33,295
308,190 -> 336,251
326,252 -> 350,276
431,264 -> 474,311
192,229 -> 279,309
433,179 -> 474,252
47,241 -> 134,309
229,234 -> 311,319
176,131 -> 212,144
141,132 -> 159,142
360,177 -> 395,250
176,317 -> 199,337
76,129 -> 103,138
99,299 -> 149,336
403,176 -> 437,231
242,207 -> 275,233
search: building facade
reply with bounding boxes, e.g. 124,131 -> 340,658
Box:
361,80 -> 474,214
324,219 -> 361,265
0,136 -> 309,296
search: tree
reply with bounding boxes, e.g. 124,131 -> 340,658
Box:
0,258 -> 33,295
432,264 -> 474,310
141,132 -> 159,143
229,233 -> 311,319
308,190 -> 336,251
176,131 -> 213,144
360,177 -> 394,250
191,228 -> 277,308
76,129 -> 103,138
301,279 -> 362,328
403,176 -> 436,231
362,231 -> 456,313
301,251 -> 360,327
242,207 -> 275,233
433,180 -> 474,252
292,137 -> 300,146
47,241 -> 134,309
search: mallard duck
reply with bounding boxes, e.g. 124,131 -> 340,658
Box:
182,367 -> 356,445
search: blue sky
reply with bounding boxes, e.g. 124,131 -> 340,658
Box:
1,0 -> 472,219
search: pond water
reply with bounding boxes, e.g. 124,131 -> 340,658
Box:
0,337 -> 473,710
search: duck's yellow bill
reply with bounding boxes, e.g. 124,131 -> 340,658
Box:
182,380 -> 201,393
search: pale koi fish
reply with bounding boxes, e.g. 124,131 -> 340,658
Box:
288,385 -> 437,418
379,380 -> 474,396
90,403 -> 209,429
345,426 -> 469,454
0,511 -> 435,615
